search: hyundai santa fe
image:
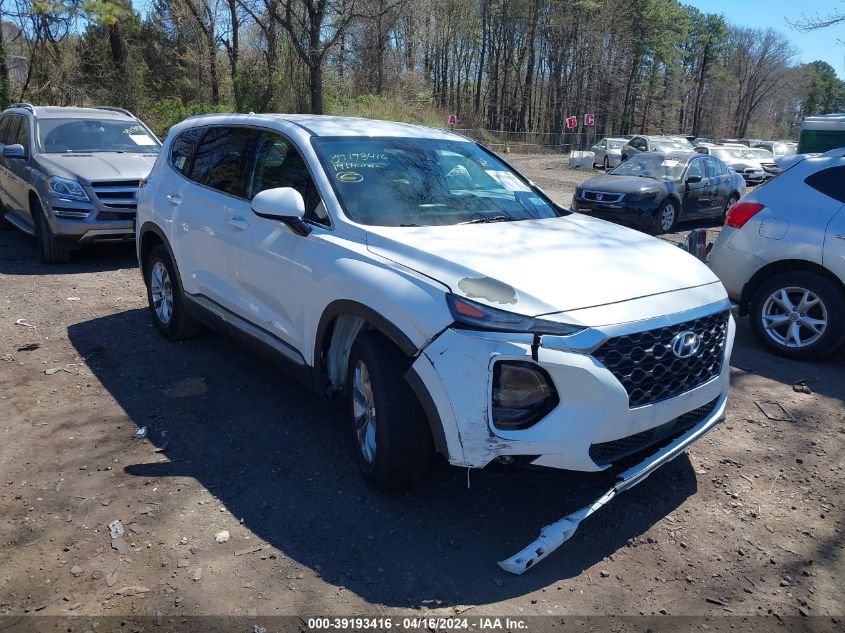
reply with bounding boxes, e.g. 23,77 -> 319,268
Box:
136,114 -> 735,564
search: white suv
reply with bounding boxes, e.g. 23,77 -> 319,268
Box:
136,114 -> 735,496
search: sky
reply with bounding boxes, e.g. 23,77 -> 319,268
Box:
685,0 -> 845,77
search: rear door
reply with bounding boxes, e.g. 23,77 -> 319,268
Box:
169,125 -> 257,311
703,157 -> 730,215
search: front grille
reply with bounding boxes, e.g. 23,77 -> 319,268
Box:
593,311 -> 729,408
589,398 -> 719,465
91,180 -> 140,212
583,190 -> 623,204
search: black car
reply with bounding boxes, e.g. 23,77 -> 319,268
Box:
620,135 -> 695,161
571,151 -> 746,234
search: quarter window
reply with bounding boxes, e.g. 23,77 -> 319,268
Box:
805,167 -> 845,203
170,127 -> 205,175
189,126 -> 256,198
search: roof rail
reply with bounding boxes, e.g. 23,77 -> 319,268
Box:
94,106 -> 135,118
8,102 -> 35,112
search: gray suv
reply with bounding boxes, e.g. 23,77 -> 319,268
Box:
0,104 -> 160,263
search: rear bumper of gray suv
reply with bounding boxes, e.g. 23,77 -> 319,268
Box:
39,179 -> 140,244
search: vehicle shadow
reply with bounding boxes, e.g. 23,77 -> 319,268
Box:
68,308 -> 699,607
0,227 -> 137,275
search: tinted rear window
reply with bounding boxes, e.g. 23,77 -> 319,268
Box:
805,166 -> 845,203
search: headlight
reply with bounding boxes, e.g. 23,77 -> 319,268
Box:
627,190 -> 658,203
49,177 -> 89,201
492,361 -> 559,430
447,294 -> 584,336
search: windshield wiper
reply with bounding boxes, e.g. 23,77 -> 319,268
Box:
460,215 -> 511,224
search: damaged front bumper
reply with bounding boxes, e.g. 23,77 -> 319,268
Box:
498,391 -> 726,573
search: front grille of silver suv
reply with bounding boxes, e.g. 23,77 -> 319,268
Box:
90,180 -> 141,217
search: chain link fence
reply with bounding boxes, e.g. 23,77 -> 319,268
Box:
449,128 -> 610,155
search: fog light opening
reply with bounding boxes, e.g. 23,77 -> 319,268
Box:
492,361 -> 559,430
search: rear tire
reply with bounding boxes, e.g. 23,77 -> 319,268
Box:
346,331 -> 433,490
32,198 -> 71,264
749,271 -> 845,360
144,244 -> 202,340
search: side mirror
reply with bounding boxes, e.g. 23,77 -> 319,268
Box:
251,187 -> 311,236
3,144 -> 26,159
686,175 -> 702,184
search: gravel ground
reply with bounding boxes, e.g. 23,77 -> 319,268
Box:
0,154 -> 842,626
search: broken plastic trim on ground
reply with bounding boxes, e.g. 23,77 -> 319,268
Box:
498,394 -> 727,574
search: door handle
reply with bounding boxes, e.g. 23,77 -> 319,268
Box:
165,194 -> 182,206
227,216 -> 249,230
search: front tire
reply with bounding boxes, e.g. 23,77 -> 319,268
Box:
750,271 -> 845,360
346,332 -> 433,490
32,198 -> 71,264
651,199 -> 677,234
144,244 -> 202,340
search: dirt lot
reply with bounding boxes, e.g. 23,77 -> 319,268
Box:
0,155 -> 843,626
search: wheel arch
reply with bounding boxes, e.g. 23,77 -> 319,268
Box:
739,259 -> 845,316
313,301 -> 449,457
138,222 -> 184,286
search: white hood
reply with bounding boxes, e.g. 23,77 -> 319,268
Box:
365,214 -> 722,318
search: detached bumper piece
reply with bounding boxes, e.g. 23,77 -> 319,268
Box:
498,395 -> 726,574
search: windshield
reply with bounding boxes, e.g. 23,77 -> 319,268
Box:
652,138 -> 693,151
607,140 -> 625,149
37,119 -> 160,154
609,154 -> 687,181
711,147 -> 746,161
744,148 -> 774,160
311,137 -> 561,227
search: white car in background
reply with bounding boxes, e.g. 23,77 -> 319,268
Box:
709,148 -> 845,359
137,113 -> 735,572
590,137 -> 628,170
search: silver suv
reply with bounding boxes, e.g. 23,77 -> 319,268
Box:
0,104 -> 160,263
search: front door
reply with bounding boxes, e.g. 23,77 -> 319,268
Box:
681,157 -> 708,217
223,129 -> 329,358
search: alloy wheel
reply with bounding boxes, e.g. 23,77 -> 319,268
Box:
352,360 -> 378,464
761,286 -> 828,348
660,203 -> 676,231
150,261 -> 174,325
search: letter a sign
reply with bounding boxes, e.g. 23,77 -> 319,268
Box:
584,113 -> 595,126
565,116 -> 578,129
448,114 -> 458,126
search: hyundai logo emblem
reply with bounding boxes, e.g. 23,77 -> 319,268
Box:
670,331 -> 701,359
596,193 -> 604,201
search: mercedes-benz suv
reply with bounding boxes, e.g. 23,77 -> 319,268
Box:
136,114 -> 735,571
0,104 -> 160,263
